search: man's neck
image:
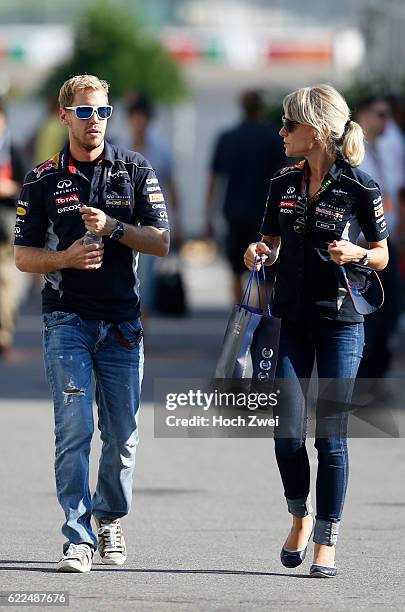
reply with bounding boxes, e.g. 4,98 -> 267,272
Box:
69,142 -> 105,162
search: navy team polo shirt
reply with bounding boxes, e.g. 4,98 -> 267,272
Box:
260,156 -> 389,322
14,141 -> 170,322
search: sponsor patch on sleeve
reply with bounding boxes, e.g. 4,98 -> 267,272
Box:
16,200 -> 29,216
149,193 -> 165,203
33,152 -> 60,178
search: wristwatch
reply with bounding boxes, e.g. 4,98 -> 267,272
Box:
109,220 -> 125,241
358,250 -> 369,266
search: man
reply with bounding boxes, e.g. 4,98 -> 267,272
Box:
205,90 -> 285,304
14,75 -> 170,572
0,99 -> 25,357
355,96 -> 403,387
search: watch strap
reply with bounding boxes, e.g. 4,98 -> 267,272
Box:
109,220 -> 124,240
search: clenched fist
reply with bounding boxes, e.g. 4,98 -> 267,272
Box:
244,242 -> 271,271
81,206 -> 116,236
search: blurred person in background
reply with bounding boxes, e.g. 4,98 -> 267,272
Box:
0,99 -> 25,358
33,95 -> 67,165
126,93 -> 181,320
244,84 -> 389,577
355,96 -> 403,390
14,75 -> 170,573
205,90 -> 285,304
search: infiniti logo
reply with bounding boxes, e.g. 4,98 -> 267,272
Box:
57,180 -> 72,188
286,186 -> 295,194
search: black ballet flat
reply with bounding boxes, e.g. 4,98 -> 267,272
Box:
280,521 -> 314,568
280,545 -> 309,568
309,564 -> 337,578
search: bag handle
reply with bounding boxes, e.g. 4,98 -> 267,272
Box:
240,263 -> 260,308
260,257 -> 272,317
240,256 -> 271,316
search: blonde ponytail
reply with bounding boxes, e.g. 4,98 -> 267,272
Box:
341,120 -> 365,167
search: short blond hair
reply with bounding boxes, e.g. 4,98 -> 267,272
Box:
283,84 -> 365,167
58,74 -> 109,108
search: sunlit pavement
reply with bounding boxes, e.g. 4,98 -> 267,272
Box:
0,257 -> 404,611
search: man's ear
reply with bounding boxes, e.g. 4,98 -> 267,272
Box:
59,108 -> 69,126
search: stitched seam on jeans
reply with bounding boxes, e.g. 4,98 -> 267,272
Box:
337,323 -> 360,521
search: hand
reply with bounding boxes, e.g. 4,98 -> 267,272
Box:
0,179 -> 19,199
80,206 -> 116,236
63,237 -> 104,270
244,242 -> 271,271
328,240 -> 365,265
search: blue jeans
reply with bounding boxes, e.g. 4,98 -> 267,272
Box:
42,311 -> 144,551
274,318 -> 364,545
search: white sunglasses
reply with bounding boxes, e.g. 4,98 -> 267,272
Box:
64,105 -> 113,120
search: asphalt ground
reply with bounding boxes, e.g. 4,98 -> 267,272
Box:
0,257 -> 404,611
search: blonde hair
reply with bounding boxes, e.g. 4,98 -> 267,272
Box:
283,84 -> 365,167
58,74 -> 109,108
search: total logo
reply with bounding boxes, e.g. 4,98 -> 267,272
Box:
55,194 -> 80,206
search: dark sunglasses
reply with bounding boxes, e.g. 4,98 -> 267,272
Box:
65,105 -> 113,120
282,115 -> 300,133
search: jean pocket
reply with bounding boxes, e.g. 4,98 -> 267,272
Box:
43,311 -> 80,329
115,318 -> 143,350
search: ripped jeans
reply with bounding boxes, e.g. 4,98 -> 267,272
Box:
42,311 -> 144,551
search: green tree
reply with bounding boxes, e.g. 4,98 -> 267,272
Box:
41,0 -> 186,102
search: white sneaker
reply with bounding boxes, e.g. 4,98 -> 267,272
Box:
57,543 -> 94,573
95,518 -> 127,565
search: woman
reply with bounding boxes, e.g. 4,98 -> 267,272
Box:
244,84 -> 389,577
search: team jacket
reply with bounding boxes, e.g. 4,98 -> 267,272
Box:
260,156 -> 389,322
14,141 -> 170,321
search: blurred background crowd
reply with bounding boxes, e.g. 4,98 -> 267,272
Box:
1,0 -> 405,401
